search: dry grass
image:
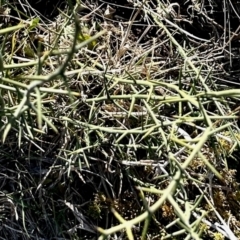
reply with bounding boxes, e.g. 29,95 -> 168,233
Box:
0,0 -> 240,239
